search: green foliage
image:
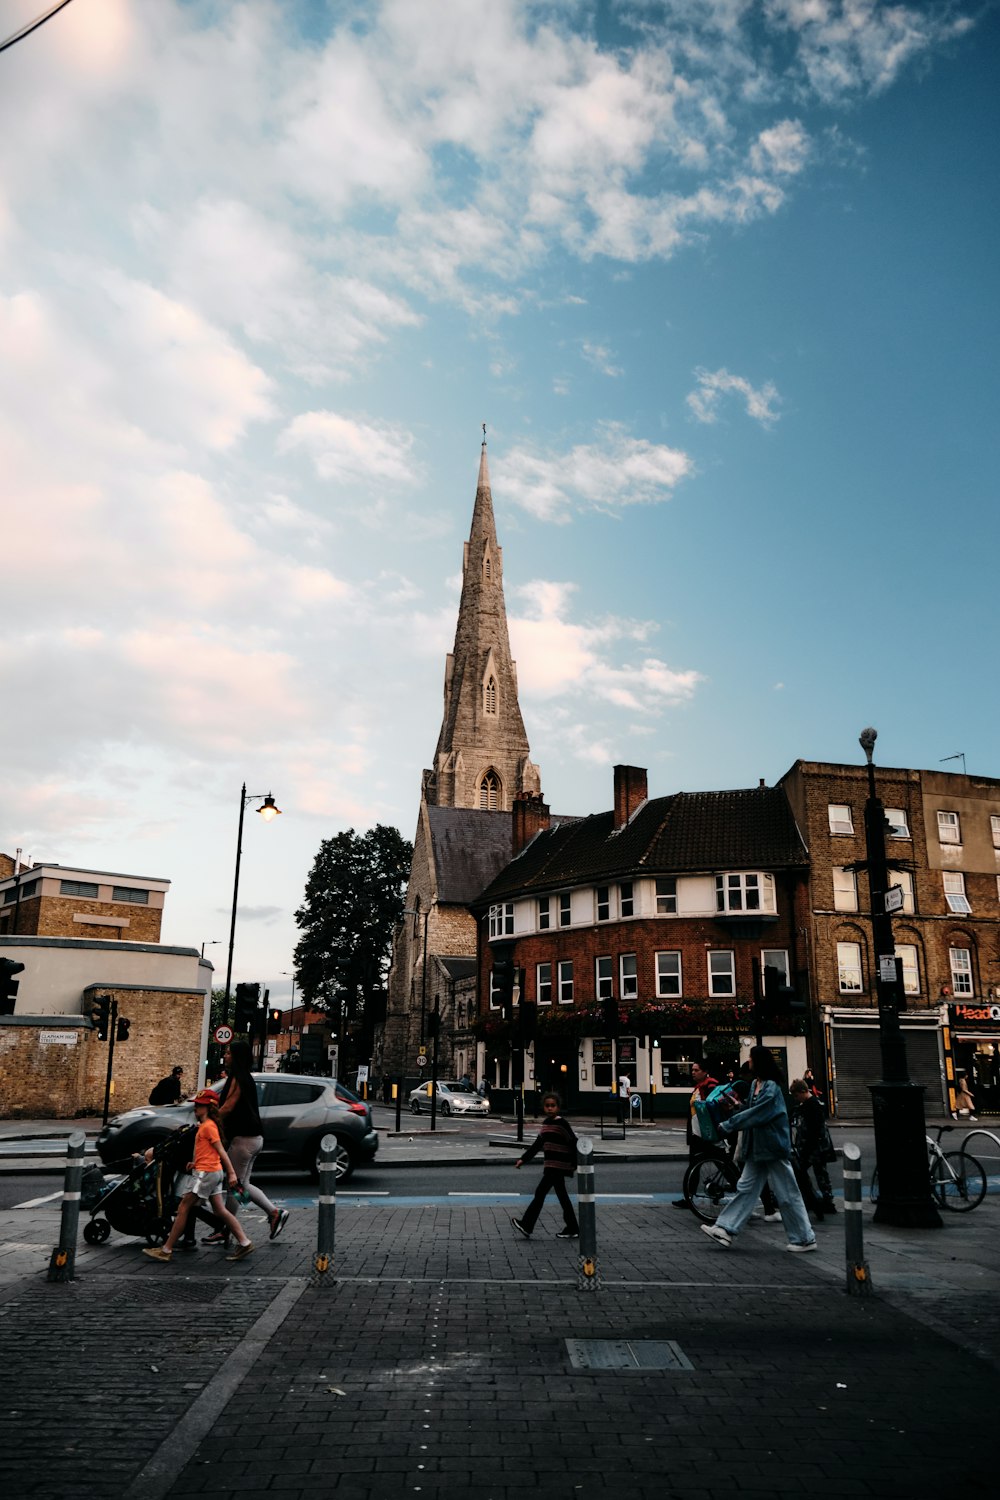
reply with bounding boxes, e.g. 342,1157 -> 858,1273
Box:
293,825 -> 412,1026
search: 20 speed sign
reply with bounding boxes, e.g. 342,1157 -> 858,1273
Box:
214,1025 -> 234,1045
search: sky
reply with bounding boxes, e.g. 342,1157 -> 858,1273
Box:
2,0 -> 997,1006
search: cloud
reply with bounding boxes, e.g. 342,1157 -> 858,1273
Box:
686,367 -> 783,426
499,426 -> 693,522
278,412 -> 421,486
581,341 -> 624,377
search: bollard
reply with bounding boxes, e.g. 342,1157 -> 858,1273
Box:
314,1133 -> 338,1282
842,1141 -> 871,1298
47,1130 -> 87,1283
576,1136 -> 600,1292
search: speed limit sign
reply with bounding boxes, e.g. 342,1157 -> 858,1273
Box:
416,1054 -> 427,1068
214,1024 -> 234,1045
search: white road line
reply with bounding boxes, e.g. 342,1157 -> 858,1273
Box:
447,1192 -> 520,1198
14,1191 -> 62,1209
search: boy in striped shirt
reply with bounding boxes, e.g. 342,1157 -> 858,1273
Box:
512,1092 -> 579,1239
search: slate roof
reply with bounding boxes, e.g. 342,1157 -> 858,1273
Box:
427,806 -> 515,905
437,957 -> 477,982
477,786 -> 808,905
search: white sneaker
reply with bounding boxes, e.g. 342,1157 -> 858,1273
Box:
787,1241 -> 817,1253
700,1223 -> 732,1247
763,1212 -> 781,1223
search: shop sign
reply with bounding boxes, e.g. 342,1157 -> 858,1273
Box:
950,1002 -> 1000,1027
618,1038 -> 637,1064
592,1040 -> 612,1064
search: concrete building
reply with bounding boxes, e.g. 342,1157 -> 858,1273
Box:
0,856 -> 211,1118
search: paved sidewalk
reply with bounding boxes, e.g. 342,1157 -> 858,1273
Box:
0,1170 -> 998,1500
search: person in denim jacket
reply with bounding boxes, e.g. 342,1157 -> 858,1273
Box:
700,1046 -> 817,1253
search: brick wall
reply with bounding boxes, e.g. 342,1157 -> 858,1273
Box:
0,1022 -> 91,1116
80,985 -> 206,1115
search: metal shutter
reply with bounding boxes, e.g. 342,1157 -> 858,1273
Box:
832,1027 -> 945,1118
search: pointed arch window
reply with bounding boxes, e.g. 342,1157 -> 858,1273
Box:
484,675 -> 497,715
480,770 -> 502,811
483,554 -> 492,580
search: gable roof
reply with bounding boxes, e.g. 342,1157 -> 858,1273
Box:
477,786 -> 807,904
427,805 -> 515,905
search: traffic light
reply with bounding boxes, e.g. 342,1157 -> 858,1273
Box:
0,958 -> 24,1016
267,1007 -> 282,1035
90,994 -> 112,1041
233,982 -> 261,1034
115,1016 -> 131,1043
493,954 -> 515,1022
519,999 -> 537,1044
426,1009 -> 441,1039
601,995 -> 619,1037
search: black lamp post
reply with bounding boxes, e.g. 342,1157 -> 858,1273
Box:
222,785 -> 281,1026
858,728 -> 940,1228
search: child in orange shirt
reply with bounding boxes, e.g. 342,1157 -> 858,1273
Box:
144,1090 -> 254,1263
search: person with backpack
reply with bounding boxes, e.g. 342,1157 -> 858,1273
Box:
671,1060 -> 719,1210
700,1046 -> 816,1253
511,1091 -> 579,1240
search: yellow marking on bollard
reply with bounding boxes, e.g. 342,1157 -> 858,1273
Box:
55,1251 -> 67,1267
314,1253 -> 329,1274
582,1258 -> 595,1278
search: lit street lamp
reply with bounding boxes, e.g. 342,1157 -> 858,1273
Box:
858,728 -> 940,1228
222,785 -> 281,1026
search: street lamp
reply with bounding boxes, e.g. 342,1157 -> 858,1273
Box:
201,939 -> 221,960
280,970 -> 297,1011
222,784 -> 282,1025
858,728 -> 940,1228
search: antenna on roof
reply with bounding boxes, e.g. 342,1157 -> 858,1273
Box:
939,753 -> 966,774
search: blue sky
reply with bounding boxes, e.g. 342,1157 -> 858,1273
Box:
1,0 -> 996,1002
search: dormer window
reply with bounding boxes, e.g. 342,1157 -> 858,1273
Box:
484,675 -> 497,715
479,770 -> 501,810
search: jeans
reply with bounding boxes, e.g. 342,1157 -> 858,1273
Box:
716,1157 -> 815,1246
521,1169 -> 579,1234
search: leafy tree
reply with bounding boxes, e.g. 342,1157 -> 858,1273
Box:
293,825 -> 412,1042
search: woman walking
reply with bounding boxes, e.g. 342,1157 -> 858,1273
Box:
211,1041 -> 289,1244
700,1046 -> 816,1253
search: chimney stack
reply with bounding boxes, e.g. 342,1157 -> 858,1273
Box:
613,765 -> 648,830
512,791 -> 551,854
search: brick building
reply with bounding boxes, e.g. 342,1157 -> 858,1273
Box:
0,855 -> 212,1118
379,438 -> 542,1082
474,765 -> 812,1116
780,758 -> 1000,1118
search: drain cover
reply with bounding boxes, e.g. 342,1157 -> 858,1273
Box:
565,1338 -> 693,1371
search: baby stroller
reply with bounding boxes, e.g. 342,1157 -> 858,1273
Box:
82,1132 -> 187,1246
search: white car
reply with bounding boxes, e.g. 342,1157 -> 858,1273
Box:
408,1080 -> 490,1116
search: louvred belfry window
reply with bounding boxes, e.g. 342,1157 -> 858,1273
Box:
484,675 -> 497,715
479,771 -> 501,810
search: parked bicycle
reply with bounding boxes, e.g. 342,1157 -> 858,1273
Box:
869,1124 -> 987,1213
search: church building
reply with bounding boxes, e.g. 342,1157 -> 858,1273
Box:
377,437 -> 542,1083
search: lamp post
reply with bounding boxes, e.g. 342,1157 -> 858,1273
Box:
222,784 -> 281,1026
201,939 -> 221,960
858,728 -> 940,1228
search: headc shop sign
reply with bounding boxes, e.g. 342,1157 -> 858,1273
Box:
950,1002 -> 1000,1029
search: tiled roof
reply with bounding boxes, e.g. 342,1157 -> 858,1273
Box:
427,806 -> 514,905
478,786 -> 807,903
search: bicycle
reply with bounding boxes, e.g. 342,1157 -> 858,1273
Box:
683,1148 -> 741,1223
869,1125 -> 987,1213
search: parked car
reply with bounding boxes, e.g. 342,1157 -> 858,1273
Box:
96,1075 -> 378,1182
408,1080 -> 491,1117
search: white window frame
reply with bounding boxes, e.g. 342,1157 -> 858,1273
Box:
837,941 -> 863,994
991,814 -> 1000,850
833,867 -> 858,913
557,960 -> 574,1004
538,896 -> 550,931
829,804 -> 854,835
895,943 -> 919,996
761,949 -> 790,986
950,947 -> 973,996
708,950 -> 735,997
619,882 -> 634,918
655,878 -> 677,915
489,970 -> 500,1009
558,892 -> 572,927
488,903 -> 514,939
537,962 -> 552,1006
943,872 -> 971,915
619,953 -> 638,999
893,869 -> 915,914
595,956 -> 613,1001
715,872 -> 762,913
655,951 -> 682,998
596,887 -> 610,922
937,810 -> 961,845
885,808 -> 910,839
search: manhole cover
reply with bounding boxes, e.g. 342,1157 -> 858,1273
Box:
103,1280 -> 227,1304
565,1339 -> 693,1371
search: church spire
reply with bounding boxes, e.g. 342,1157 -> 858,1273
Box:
424,433 -> 541,811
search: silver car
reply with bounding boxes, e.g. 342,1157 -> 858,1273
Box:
408,1080 -> 491,1117
96,1074 -> 378,1182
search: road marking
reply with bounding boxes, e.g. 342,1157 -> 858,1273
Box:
447,1191 -> 520,1197
13,1191 -> 62,1209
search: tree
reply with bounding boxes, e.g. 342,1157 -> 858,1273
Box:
293,826 -> 412,1050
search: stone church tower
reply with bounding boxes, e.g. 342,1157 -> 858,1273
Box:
377,437 -> 541,1084
423,438 -> 540,812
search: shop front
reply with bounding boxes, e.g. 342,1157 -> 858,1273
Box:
947,1002 -> 1000,1116
824,1006 -> 948,1118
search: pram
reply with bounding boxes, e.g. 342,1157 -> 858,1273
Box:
82,1131 -> 187,1246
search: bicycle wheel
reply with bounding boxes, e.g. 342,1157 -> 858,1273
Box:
869,1168 -> 879,1205
933,1151 -> 987,1212
685,1155 -> 740,1223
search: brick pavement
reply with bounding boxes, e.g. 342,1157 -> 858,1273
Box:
0,1193 -> 997,1499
